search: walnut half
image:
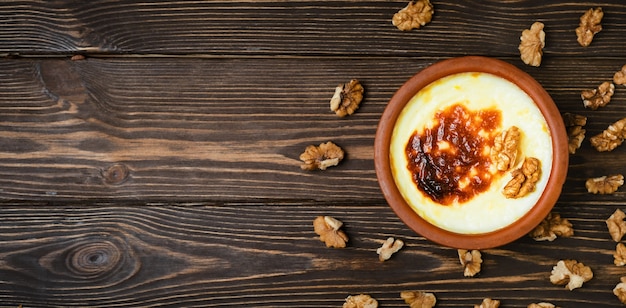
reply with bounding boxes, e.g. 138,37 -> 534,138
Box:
528,303 -> 558,308
529,212 -> 573,241
614,277 -> 626,304
475,298 -> 500,308
343,294 -> 378,308
376,237 -> 404,261
562,113 -> 587,154
503,157 -> 541,198
392,0 -> 434,31
576,7 -> 603,47
330,79 -> 364,117
400,291 -> 436,308
550,259 -> 593,290
606,209 -> 626,242
586,174 -> 624,194
581,81 -> 615,110
313,216 -> 349,248
519,22 -> 545,67
458,249 -> 482,277
614,243 -> 626,266
590,117 -> 626,152
614,65 -> 626,86
491,126 -> 520,171
300,141 -> 344,170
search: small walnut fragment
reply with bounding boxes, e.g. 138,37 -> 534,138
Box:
519,22 -> 545,67
581,81 -> 615,110
458,249 -> 482,277
614,277 -> 626,304
586,174 -> 624,194
71,54 -> 85,61
529,212 -> 574,241
330,79 -> 364,117
614,243 -> 626,266
576,7 -> 603,47
343,294 -> 378,308
590,117 -> 626,152
400,291 -> 436,308
392,0 -> 434,31
503,157 -> 541,198
550,259 -> 593,290
562,113 -> 587,154
606,209 -> 626,242
491,126 -> 520,171
313,216 -> 349,248
376,237 -> 404,261
474,298 -> 500,308
614,65 -> 626,86
528,303 -> 558,308
300,141 -> 344,171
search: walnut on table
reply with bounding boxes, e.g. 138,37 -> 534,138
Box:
474,298 -> 500,308
586,174 -> 624,194
614,277 -> 626,304
614,243 -> 626,266
392,0 -> 434,31
576,7 -> 603,47
458,249 -> 482,277
343,294 -> 378,308
519,22 -> 545,67
529,212 -> 573,241
528,303 -> 558,308
503,157 -> 541,198
590,117 -> 626,152
376,237 -> 404,261
606,209 -> 626,242
581,81 -> 615,110
614,65 -> 626,85
562,113 -> 587,154
550,259 -> 593,290
330,79 -> 364,117
300,141 -> 344,170
491,126 -> 520,171
313,216 -> 349,248
400,291 -> 436,308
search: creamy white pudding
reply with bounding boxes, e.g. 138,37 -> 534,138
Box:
390,72 -> 553,234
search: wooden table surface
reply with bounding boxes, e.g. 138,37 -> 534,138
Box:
2,1 -> 626,307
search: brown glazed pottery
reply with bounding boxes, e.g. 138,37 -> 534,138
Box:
374,56 -> 568,249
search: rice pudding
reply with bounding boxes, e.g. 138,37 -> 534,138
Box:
390,72 -> 553,234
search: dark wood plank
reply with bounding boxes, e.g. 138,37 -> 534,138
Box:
1,1 -> 626,57
2,56 -> 626,202
0,203 -> 624,307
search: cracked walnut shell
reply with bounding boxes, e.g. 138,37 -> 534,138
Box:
300,141 -> 344,171
491,126 -> 520,171
581,81 -> 614,110
330,79 -> 364,117
590,117 -> 626,152
529,212 -> 573,241
586,174 -> 624,194
458,249 -> 482,277
503,157 -> 541,199
392,0 -> 434,31
376,237 -> 404,261
519,22 -> 545,67
313,216 -> 349,248
400,291 -> 436,308
550,259 -> 593,290
614,277 -> 626,304
343,294 -> 378,308
614,65 -> 626,86
607,209 -> 626,242
475,298 -> 500,308
576,7 -> 603,47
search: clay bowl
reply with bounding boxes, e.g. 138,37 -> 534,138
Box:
374,56 -> 568,249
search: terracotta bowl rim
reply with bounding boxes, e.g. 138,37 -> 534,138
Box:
374,56 -> 569,249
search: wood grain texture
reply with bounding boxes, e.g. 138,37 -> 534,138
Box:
0,204 -> 624,307
0,1 -> 625,57
0,57 -> 626,202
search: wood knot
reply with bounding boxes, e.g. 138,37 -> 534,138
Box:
66,241 -> 124,279
102,163 -> 130,185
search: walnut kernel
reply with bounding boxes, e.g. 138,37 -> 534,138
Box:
607,209 -> 626,242
343,294 -> 378,308
376,237 -> 404,262
576,7 -> 603,47
300,141 -> 344,170
330,79 -> 364,117
491,126 -> 520,171
503,157 -> 541,198
458,249 -> 482,277
475,298 -> 500,308
400,291 -> 436,308
614,243 -> 626,266
392,0 -> 434,31
313,216 -> 349,248
581,81 -> 615,110
550,259 -> 593,290
519,22 -> 545,67
529,212 -> 573,241
586,174 -> 624,194
614,277 -> 626,304
590,117 -> 626,152
528,303 -> 558,308
614,65 -> 626,86
563,113 -> 587,154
